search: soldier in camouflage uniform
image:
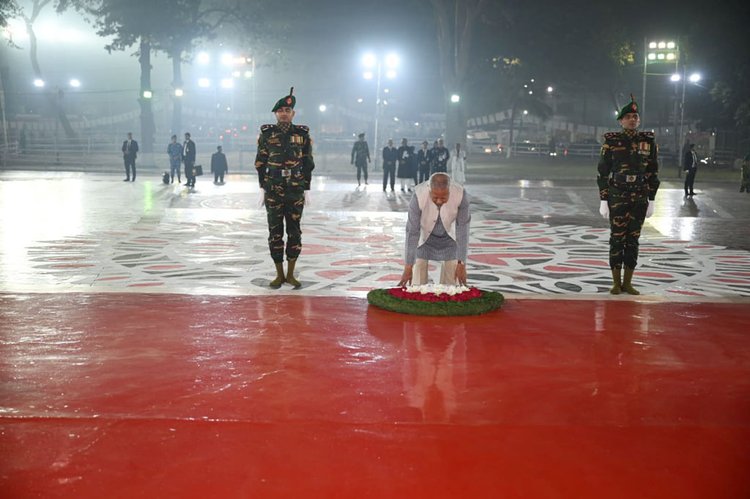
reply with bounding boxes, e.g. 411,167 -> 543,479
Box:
255,87 -> 315,289
597,95 -> 660,295
740,153 -> 750,193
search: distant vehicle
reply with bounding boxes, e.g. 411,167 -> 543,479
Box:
468,139 -> 504,155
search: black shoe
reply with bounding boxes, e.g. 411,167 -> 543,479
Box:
123,179 -> 130,182
689,192 -> 696,195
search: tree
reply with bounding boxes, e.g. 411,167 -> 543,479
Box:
1,0 -> 21,28
427,0 -> 491,148
17,0 -> 77,138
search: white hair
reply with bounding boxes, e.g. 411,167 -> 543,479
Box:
429,172 -> 451,190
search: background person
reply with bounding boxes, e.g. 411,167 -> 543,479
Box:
683,143 -> 699,197
167,135 -> 182,183
121,132 -> 139,182
351,132 -> 370,186
182,132 -> 197,188
211,145 -> 228,184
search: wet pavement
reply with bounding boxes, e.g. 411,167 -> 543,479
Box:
0,171 -> 749,298
1,171 -> 749,497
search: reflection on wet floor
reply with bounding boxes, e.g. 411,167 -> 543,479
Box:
1,172 -> 749,496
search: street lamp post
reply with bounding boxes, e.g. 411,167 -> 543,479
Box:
362,52 -> 399,171
642,38 -> 679,128
673,70 -> 702,172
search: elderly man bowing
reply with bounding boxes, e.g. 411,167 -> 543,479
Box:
398,173 -> 471,287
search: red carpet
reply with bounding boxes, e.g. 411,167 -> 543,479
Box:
1,293 -> 749,498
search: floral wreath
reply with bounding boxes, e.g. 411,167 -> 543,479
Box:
367,284 -> 504,316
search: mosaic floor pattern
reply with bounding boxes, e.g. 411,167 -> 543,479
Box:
1,175 -> 749,298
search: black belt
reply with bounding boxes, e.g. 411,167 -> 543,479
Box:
267,166 -> 301,178
611,172 -> 645,184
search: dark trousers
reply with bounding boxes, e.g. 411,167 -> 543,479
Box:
355,160 -> 368,183
264,182 -> 305,263
170,161 -> 181,182
184,161 -> 196,187
214,171 -> 225,183
418,167 -> 430,184
382,161 -> 396,190
684,168 -> 697,194
608,192 -> 648,269
124,157 -> 136,180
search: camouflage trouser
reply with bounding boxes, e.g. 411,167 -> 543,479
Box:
607,188 -> 648,269
264,180 -> 305,263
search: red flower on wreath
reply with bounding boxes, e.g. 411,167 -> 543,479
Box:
388,287 -> 482,303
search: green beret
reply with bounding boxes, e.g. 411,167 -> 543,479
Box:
272,86 -> 296,112
617,94 -> 639,120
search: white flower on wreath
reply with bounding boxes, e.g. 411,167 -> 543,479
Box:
405,284 -> 470,296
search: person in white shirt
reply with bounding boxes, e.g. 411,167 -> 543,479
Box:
449,143 -> 466,184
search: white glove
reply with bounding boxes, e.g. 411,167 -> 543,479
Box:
645,200 -> 655,218
256,189 -> 265,208
599,200 -> 609,219
304,190 -> 311,207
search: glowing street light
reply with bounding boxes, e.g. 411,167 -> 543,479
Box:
142,90 -> 153,99
643,38 -> 680,125
361,51 -> 402,170
450,94 -> 460,103
33,78 -> 45,88
670,73 -> 681,82
319,104 -> 327,112
198,78 -> 211,88
220,53 -> 234,66
197,51 -> 210,64
547,86 -> 554,93
69,78 -> 81,88
220,78 -> 234,89
362,53 -> 376,68
174,88 -> 184,97
688,73 -> 702,83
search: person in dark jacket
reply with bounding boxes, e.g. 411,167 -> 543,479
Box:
211,145 -> 228,184
382,139 -> 398,192
416,141 -> 431,184
351,132 -> 370,186
396,138 -> 415,192
122,132 -> 139,182
432,138 -> 450,174
683,143 -> 699,197
182,132 -> 197,188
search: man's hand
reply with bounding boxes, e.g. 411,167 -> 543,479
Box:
645,200 -> 655,218
455,261 -> 468,287
599,200 -> 609,219
398,265 -> 413,287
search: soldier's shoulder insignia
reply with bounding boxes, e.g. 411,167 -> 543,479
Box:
603,132 -> 619,142
638,131 -> 655,140
260,124 -> 275,133
294,125 -> 310,134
